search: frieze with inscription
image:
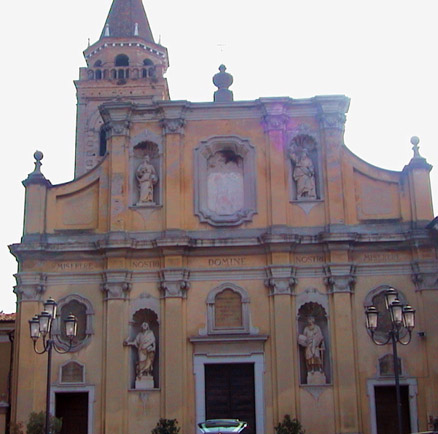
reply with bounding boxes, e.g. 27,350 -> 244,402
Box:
53,262 -> 99,272
355,252 -> 408,263
131,259 -> 161,269
295,255 -> 325,264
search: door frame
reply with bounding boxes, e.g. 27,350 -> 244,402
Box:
50,385 -> 95,434
194,354 -> 265,434
367,377 -> 418,434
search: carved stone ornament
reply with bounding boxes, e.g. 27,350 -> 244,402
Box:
160,118 -> 185,135
303,385 -> 329,401
324,265 -> 356,293
411,262 -> 438,291
262,114 -> 289,132
159,269 -> 190,298
318,112 -> 346,131
264,265 -> 297,295
102,271 -> 132,300
194,136 -> 257,227
14,272 -> 47,301
22,150 -> 52,187
107,120 -> 131,137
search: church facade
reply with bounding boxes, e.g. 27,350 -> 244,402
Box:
9,0 -> 438,433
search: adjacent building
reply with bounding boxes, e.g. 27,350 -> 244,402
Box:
9,0 -> 438,433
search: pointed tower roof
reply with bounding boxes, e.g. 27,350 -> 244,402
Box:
100,0 -> 155,43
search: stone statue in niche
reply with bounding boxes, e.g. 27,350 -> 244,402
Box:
207,150 -> 244,215
124,322 -> 156,389
290,147 -> 316,200
298,316 -> 326,385
136,155 -> 158,205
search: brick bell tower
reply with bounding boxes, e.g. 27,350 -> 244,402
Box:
74,0 -> 169,177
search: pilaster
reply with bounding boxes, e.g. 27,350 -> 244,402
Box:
22,151 -> 51,235
100,102 -> 133,232
265,265 -> 298,419
101,270 -> 131,433
324,264 -> 361,434
260,99 -> 291,227
403,137 -> 434,224
159,268 -> 189,423
315,96 -> 350,226
161,106 -> 186,230
12,273 -> 47,424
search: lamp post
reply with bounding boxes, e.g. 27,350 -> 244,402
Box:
29,298 -> 77,434
365,288 -> 415,434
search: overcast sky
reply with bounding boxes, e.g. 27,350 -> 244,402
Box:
1,0 -> 437,313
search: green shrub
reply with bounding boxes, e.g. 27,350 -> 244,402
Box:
151,418 -> 181,434
9,421 -> 25,434
26,411 -> 62,434
274,414 -> 305,434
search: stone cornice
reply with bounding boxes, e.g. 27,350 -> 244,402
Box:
10,225 -> 435,258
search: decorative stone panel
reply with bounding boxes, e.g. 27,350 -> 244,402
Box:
194,135 -> 257,226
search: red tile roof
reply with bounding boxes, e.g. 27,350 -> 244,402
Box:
0,312 -> 16,321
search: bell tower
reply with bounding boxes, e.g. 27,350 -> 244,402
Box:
74,0 -> 169,177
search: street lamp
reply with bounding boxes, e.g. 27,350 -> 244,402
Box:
29,298 -> 77,434
365,288 -> 416,434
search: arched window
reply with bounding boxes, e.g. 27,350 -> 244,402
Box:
115,54 -> 129,66
52,294 -> 94,351
118,69 -> 125,79
94,60 -> 103,67
143,59 -> 154,66
95,70 -> 102,80
364,286 -> 408,338
99,126 -> 107,156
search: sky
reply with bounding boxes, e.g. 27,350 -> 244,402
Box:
0,0 -> 437,313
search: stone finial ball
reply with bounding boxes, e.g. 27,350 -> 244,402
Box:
410,136 -> 420,146
34,150 -> 44,161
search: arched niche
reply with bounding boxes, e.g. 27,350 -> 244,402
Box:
130,130 -> 163,208
286,126 -> 323,213
127,294 -> 160,389
296,289 -> 331,385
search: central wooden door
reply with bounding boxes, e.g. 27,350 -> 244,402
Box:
55,392 -> 88,434
205,363 -> 255,434
375,385 -> 411,434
